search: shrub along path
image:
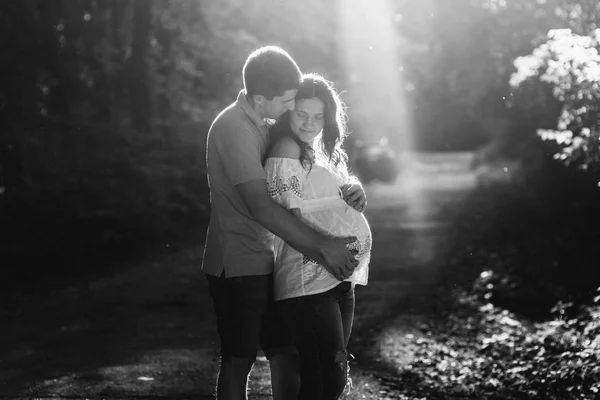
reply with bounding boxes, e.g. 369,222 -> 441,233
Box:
0,152 -> 478,399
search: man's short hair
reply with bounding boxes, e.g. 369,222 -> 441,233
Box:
243,46 -> 302,100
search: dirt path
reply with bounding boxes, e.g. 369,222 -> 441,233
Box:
0,152 -> 476,400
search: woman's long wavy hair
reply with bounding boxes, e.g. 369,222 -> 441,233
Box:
269,73 -> 350,181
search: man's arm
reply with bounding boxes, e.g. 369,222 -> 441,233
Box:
236,179 -> 357,281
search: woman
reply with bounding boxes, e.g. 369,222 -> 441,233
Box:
265,73 -> 372,400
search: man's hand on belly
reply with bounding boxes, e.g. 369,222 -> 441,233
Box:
318,236 -> 359,281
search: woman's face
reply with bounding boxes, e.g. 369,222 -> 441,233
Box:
290,97 -> 325,144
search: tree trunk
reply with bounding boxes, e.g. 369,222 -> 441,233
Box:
154,20 -> 176,143
106,0 -> 128,127
129,0 -> 151,132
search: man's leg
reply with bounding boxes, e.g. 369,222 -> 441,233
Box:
216,358 -> 253,400
207,273 -> 251,399
206,273 -> 271,400
260,286 -> 300,400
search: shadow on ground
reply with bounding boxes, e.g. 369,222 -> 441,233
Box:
0,249 -> 219,399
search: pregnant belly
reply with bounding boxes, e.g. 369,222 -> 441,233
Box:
302,204 -> 372,255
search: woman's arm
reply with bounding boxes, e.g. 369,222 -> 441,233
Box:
341,176 -> 368,213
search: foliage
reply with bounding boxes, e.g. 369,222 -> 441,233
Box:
390,158 -> 600,398
442,150 -> 600,319
429,139 -> 600,397
459,12 -> 600,315
510,28 -> 600,172
383,295 -> 600,399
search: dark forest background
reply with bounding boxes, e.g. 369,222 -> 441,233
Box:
1,0 -> 600,288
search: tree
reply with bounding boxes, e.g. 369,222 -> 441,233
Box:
511,28 -> 600,172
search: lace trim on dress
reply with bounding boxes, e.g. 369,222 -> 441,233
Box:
301,236 -> 371,266
302,254 -> 319,265
265,158 -> 306,210
267,174 -> 302,198
353,236 -> 371,259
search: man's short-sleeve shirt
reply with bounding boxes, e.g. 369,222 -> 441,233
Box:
201,90 -> 274,277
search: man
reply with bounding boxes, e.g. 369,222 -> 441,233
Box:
202,46 -> 366,400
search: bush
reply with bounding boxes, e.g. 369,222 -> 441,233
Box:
510,28 -> 600,174
442,141 -> 600,319
350,138 -> 399,184
405,293 -> 600,399
445,27 -> 600,318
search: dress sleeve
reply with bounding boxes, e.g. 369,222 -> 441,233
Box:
264,157 -> 305,210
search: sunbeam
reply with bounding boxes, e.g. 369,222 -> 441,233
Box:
336,0 -> 436,261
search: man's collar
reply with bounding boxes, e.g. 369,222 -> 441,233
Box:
237,90 -> 266,127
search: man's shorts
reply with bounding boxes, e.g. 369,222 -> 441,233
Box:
205,272 -> 296,366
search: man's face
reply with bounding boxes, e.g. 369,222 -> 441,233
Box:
262,89 -> 297,120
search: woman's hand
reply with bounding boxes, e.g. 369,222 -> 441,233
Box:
341,180 -> 367,213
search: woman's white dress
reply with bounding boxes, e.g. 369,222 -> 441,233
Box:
265,157 -> 372,301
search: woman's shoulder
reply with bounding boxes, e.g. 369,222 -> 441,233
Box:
267,136 -> 301,159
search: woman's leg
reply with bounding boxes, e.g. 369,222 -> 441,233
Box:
336,283 -> 356,394
321,282 -> 354,399
339,283 -> 355,347
281,283 -> 352,400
